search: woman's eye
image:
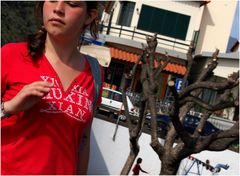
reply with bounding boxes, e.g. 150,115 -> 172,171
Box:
66,1 -> 82,7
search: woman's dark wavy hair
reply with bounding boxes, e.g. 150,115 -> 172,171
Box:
27,1 -> 99,60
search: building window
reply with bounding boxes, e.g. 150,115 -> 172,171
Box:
117,1 -> 135,27
137,5 -> 190,40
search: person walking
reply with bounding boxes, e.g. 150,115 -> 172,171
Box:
1,1 -> 103,175
132,158 -> 149,175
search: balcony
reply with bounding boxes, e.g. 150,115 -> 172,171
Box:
99,22 -> 196,55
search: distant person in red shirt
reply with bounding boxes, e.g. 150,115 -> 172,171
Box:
1,1 -> 103,175
132,158 -> 149,175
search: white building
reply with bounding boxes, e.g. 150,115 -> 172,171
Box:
86,2 -> 240,175
92,0 -> 239,120
100,0 -> 238,54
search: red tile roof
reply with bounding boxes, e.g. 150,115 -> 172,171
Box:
110,47 -> 186,75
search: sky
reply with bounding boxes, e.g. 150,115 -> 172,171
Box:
230,1 -> 239,40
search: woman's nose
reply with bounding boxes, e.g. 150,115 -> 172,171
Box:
53,1 -> 65,16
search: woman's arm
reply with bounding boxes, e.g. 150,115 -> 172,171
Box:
140,166 -> 148,174
1,44 -> 53,118
77,120 -> 92,174
2,81 -> 53,116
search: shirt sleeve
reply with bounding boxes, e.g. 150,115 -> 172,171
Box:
1,44 -> 12,96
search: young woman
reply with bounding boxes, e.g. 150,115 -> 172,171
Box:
1,1 -> 103,174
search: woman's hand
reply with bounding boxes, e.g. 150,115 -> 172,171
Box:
3,81 -> 53,114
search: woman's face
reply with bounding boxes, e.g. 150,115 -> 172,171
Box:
43,1 -> 97,41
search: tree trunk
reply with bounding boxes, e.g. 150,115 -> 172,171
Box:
120,150 -> 139,175
160,159 -> 181,175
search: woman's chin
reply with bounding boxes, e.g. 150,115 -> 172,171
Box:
48,30 -> 66,39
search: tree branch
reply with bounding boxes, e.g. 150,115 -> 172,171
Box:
168,81 -> 194,147
154,52 -> 171,79
179,95 -> 238,111
192,111 -> 211,137
121,73 -> 133,131
182,41 -> 194,89
193,121 -> 239,152
134,100 -> 147,138
121,54 -> 143,131
166,49 -> 220,149
179,80 -> 239,99
141,34 -> 165,156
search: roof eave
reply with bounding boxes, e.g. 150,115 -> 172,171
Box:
195,51 -> 239,60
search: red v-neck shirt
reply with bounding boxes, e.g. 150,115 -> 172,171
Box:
1,42 -> 103,174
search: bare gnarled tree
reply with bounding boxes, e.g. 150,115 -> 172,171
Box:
120,34 -> 239,175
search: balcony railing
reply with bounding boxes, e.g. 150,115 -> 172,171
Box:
99,22 -> 196,53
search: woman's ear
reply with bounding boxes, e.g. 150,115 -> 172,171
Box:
84,9 -> 98,26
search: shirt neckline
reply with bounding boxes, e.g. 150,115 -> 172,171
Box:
42,54 -> 89,93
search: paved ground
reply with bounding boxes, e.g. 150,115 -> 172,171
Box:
89,118 -> 239,175
96,111 -> 170,139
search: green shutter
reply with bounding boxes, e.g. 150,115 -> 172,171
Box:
174,15 -> 190,40
137,5 -> 190,40
137,5 -> 153,31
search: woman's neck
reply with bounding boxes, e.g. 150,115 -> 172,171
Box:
44,34 -> 80,64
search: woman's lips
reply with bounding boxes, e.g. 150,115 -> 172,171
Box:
49,18 -> 65,25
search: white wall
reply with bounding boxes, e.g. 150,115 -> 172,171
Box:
103,1 -> 237,55
88,118 -> 239,175
213,58 -> 239,78
196,1 -> 237,54
107,1 -> 204,53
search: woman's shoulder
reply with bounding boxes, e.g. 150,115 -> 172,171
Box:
2,42 -> 28,53
1,42 -> 30,64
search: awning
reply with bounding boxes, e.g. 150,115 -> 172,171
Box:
110,47 -> 139,62
110,47 -> 186,75
80,45 -> 111,67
